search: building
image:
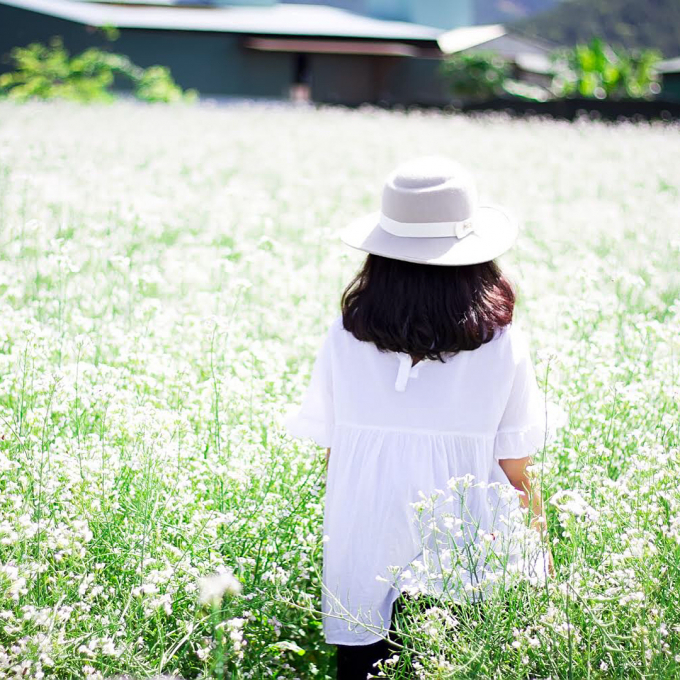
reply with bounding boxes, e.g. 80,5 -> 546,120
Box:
438,23 -> 555,91
657,57 -> 680,102
0,0 -> 553,106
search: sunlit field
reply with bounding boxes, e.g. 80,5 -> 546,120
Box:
0,99 -> 678,679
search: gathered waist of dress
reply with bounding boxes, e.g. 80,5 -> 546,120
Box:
333,420 -> 496,439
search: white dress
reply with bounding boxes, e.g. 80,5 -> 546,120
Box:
285,314 -> 552,646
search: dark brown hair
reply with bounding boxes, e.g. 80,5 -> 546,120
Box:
341,254 -> 515,362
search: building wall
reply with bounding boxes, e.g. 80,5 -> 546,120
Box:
309,53 -> 378,104
386,56 -> 451,105
661,73 -> 680,102
0,3 -> 110,64
114,30 -> 294,98
113,30 -> 242,95
309,53 -> 451,106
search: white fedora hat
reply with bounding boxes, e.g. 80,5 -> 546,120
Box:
339,155 -> 518,266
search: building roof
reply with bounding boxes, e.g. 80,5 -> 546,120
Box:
657,57 -> 680,74
514,51 -> 552,73
437,23 -> 555,59
0,0 -> 442,40
437,24 -> 505,54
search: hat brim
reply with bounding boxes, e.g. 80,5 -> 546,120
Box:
338,205 -> 518,266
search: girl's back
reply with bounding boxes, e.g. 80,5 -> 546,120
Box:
286,313 -> 548,645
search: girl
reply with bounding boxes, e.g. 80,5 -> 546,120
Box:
285,156 -> 556,679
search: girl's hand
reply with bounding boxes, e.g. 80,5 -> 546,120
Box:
498,456 -> 556,578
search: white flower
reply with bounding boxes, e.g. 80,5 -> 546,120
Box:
549,489 -> 599,520
198,567 -> 242,605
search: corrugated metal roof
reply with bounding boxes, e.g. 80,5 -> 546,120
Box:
0,0 -> 443,40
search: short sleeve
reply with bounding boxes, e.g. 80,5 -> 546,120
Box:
493,325 -> 547,461
284,325 -> 335,448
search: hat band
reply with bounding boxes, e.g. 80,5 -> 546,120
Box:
379,212 -> 476,239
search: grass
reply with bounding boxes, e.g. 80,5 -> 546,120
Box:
0,99 -> 678,679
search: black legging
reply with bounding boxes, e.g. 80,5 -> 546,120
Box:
335,592 -> 460,680
335,587 -> 517,679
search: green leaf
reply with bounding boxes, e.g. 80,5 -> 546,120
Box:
268,640 -> 306,656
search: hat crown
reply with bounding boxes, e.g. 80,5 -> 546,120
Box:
381,156 -> 478,225
338,154 -> 518,266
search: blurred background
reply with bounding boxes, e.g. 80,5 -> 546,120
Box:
1,0 -> 679,118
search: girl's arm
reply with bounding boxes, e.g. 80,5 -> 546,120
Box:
498,456 -> 555,577
325,448 -> 330,469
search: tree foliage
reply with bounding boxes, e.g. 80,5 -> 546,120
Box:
439,51 -> 511,102
0,36 -> 197,103
438,39 -> 662,104
439,51 -> 549,103
551,38 -> 662,100
439,51 -> 551,103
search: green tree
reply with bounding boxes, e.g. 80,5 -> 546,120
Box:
550,37 -> 662,99
439,50 -> 550,104
0,36 -> 197,104
439,51 -> 511,102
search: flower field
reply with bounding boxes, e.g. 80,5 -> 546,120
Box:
0,99 -> 678,679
